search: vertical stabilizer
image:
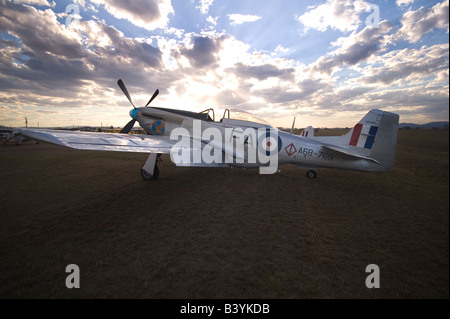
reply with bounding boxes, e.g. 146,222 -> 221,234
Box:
301,126 -> 314,138
343,109 -> 399,170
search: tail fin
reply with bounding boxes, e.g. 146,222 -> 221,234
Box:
344,109 -> 399,171
301,126 -> 314,138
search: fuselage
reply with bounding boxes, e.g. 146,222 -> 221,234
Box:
131,106 -> 385,173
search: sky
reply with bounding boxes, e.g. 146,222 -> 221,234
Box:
0,0 -> 448,129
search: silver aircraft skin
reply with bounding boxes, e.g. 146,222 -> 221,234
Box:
18,80 -> 400,181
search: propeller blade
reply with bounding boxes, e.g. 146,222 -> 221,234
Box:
117,79 -> 136,109
120,119 -> 136,134
145,89 -> 159,107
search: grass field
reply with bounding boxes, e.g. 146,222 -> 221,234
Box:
0,129 -> 448,298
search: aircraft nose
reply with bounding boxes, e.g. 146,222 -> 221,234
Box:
130,108 -> 138,120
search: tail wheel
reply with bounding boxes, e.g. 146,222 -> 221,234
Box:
141,165 -> 159,181
306,170 -> 317,179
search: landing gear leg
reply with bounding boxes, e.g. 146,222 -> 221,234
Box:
306,170 -> 317,179
141,153 -> 160,181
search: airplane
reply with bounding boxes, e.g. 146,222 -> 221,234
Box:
1,129 -> 38,146
17,79 -> 399,181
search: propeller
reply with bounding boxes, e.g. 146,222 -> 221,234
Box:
117,79 -> 159,134
145,89 -> 159,107
118,79 -> 136,109
120,119 -> 136,134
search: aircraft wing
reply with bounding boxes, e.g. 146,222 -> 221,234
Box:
321,144 -> 381,164
18,128 -> 174,153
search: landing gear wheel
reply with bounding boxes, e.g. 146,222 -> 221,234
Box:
306,170 -> 317,179
141,165 -> 159,181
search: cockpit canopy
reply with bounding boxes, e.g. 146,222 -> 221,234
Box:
199,108 -> 273,128
226,109 -> 272,127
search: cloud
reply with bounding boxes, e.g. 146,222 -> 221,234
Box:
367,86 -> 449,119
397,0 -> 449,43
197,0 -> 214,15
0,1 -> 165,108
311,21 -> 393,74
180,35 -> 225,68
0,2 -> 86,59
0,2 -> 163,74
250,78 -> 330,106
358,43 -> 449,86
88,22 -> 163,68
234,63 -> 295,81
335,86 -> 372,101
90,0 -> 174,30
274,45 -> 289,55
0,0 -> 448,128
228,14 -> 262,26
12,0 -> 54,6
298,0 -> 371,32
396,0 -> 415,6
206,16 -> 218,26
214,89 -> 248,106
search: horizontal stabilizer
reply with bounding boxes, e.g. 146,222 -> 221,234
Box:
322,144 -> 381,164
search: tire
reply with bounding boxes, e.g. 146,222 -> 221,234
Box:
141,165 -> 159,181
306,170 -> 317,179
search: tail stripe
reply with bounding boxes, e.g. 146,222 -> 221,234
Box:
363,126 -> 379,149
349,124 -> 379,149
349,124 -> 363,146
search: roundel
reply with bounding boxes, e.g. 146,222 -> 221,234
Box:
257,129 -> 282,156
